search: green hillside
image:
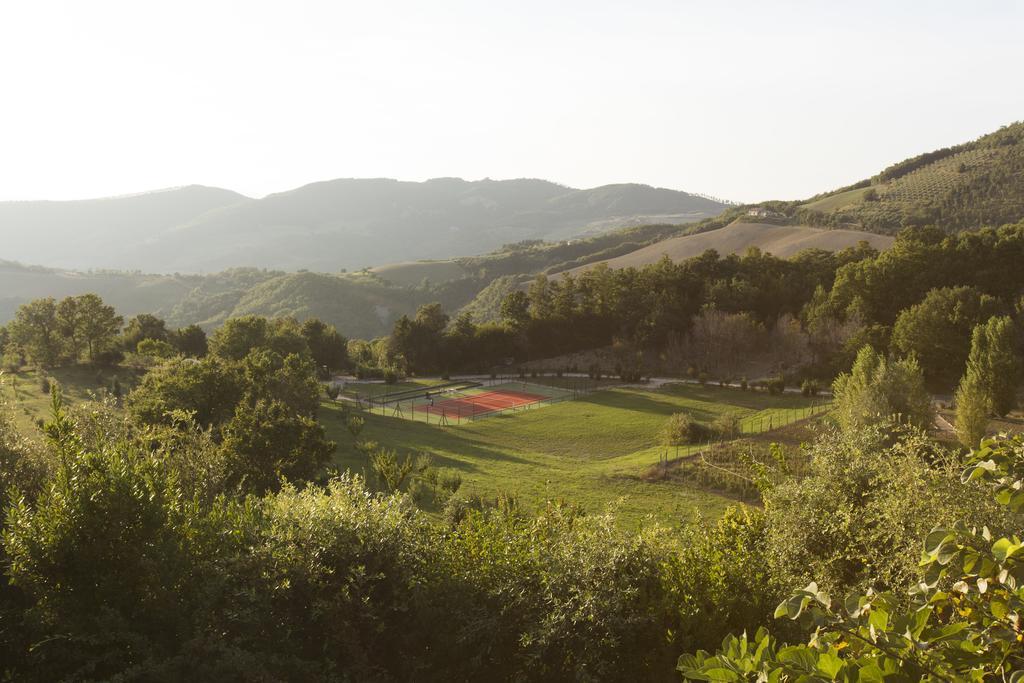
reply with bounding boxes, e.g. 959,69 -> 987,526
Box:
796,121 -> 1024,232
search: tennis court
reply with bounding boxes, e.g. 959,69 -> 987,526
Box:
416,387 -> 549,418
355,381 -> 577,424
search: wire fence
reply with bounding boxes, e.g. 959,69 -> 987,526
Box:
340,377 -> 612,426
651,400 -> 832,501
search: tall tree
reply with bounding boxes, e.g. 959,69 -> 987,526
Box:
74,294 -> 123,362
300,318 -> 348,372
955,366 -> 991,449
56,296 -> 86,361
8,298 -> 60,367
170,324 -> 208,358
891,286 -> 1001,388
977,316 -> 1021,416
832,345 -> 933,431
121,314 -> 169,353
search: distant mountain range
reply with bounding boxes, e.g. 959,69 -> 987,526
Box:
0,178 -> 728,273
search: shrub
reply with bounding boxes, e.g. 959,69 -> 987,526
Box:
383,369 -> 398,384
38,376 -> 50,394
800,379 -> 820,397
661,412 -> 715,445
739,377 -> 749,391
697,372 -> 708,386
766,377 -> 785,396
713,412 -> 742,440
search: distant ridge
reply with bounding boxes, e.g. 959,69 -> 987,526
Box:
0,178 -> 729,273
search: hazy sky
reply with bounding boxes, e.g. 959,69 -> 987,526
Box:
2,0 -> 1022,204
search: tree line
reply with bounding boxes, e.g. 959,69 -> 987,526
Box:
374,222 -> 1024,401
0,296 -> 351,378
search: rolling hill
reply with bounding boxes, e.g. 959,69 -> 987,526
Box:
553,221 -> 894,277
793,121 -> 1024,233
0,178 -> 729,274
0,186 -> 250,271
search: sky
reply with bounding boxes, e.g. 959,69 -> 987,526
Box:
1,0 -> 1022,204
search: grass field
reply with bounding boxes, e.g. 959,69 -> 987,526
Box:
2,364 -> 829,531
0,365 -> 141,433
323,383 -> 830,530
339,378 -> 450,399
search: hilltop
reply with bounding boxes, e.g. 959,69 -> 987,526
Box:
0,186 -> 250,271
794,121 -> 1024,232
0,178 -> 728,273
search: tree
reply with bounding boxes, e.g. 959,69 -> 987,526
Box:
56,296 -> 86,361
208,316 -> 271,361
73,294 -> 123,362
832,345 -> 933,431
218,398 -> 335,493
968,315 -> 1020,416
891,285 -> 1001,388
121,313 -> 169,353
209,316 -> 309,361
136,338 -> 178,360
300,318 -> 348,372
170,324 -> 208,358
500,290 -> 530,329
387,304 -> 449,373
955,366 -> 990,448
8,298 -> 60,367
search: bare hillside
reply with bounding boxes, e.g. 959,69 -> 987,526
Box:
555,221 -> 894,276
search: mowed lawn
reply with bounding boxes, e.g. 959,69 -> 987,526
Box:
322,383 -> 828,530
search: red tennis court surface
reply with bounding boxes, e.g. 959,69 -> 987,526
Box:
415,389 -> 549,417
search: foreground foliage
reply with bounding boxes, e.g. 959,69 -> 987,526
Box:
679,433 -> 1024,681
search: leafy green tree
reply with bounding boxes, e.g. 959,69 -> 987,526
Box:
218,398 -> 334,493
300,317 -> 348,372
832,345 -> 933,431
955,365 -> 990,449
121,313 -> 169,352
136,338 -> 178,360
55,296 -> 86,361
8,298 -> 61,367
169,323 -> 208,358
387,303 -> 449,373
500,290 -> 530,328
72,294 -> 123,362
891,285 -> 1001,388
209,315 -> 309,361
969,315 -> 1021,416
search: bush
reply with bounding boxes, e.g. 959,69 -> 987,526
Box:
766,377 -> 785,396
324,383 -> 341,401
383,369 -> 398,384
762,421 -> 1008,595
38,376 -> 50,394
698,372 -> 708,386
713,412 -> 742,440
739,377 -> 749,391
800,379 -> 820,397
661,412 -> 715,445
